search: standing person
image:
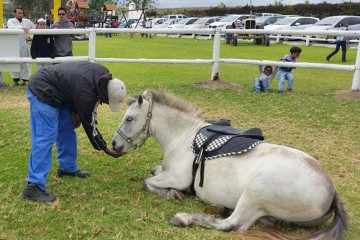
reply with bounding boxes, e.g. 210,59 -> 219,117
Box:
31,18 -> 55,70
278,46 -> 302,93
326,21 -> 349,62
22,62 -> 127,203
254,65 -> 278,93
7,7 -> 35,86
51,7 -> 74,57
105,17 -> 114,38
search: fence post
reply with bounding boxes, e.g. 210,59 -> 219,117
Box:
211,28 -> 221,80
352,40 -> 360,91
88,29 -> 96,62
305,35 -> 310,46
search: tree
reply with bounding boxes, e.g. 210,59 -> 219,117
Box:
218,2 -> 226,8
116,0 -> 158,9
10,0 -> 53,13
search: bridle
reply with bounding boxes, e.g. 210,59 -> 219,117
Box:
116,99 -> 153,149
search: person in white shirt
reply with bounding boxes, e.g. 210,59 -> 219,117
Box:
7,7 -> 35,86
326,21 -> 349,62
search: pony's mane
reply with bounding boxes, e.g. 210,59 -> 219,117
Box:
128,90 -> 202,118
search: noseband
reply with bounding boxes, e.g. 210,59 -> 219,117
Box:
116,100 -> 153,148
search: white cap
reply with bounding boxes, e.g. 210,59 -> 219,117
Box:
107,78 -> 126,112
38,18 -> 46,23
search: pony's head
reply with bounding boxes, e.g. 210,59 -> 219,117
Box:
112,91 -> 152,154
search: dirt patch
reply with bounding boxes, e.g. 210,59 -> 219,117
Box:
193,80 -> 243,90
334,90 -> 360,100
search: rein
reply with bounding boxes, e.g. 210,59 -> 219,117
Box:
116,100 -> 153,148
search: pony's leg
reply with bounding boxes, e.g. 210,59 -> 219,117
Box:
169,192 -> 266,232
144,172 -> 186,201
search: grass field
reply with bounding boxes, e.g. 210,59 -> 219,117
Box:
0,34 -> 359,239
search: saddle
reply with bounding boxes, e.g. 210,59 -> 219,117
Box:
191,119 -> 265,194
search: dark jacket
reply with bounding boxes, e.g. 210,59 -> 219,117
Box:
30,34 -> 55,59
28,62 -> 112,150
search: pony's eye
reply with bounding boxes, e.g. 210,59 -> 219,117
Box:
126,116 -> 133,122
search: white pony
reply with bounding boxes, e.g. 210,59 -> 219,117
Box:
112,90 -> 348,239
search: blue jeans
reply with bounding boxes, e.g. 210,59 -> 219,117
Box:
254,78 -> 269,93
327,40 -> 346,62
278,70 -> 294,91
27,89 -> 77,190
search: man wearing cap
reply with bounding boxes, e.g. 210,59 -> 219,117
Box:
22,62 -> 126,202
30,18 -> 55,70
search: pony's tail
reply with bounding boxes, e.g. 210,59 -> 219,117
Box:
308,191 -> 348,240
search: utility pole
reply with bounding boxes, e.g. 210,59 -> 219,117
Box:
249,0 -> 253,15
0,0 -> 3,29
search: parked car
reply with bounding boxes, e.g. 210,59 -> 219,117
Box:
183,16 -> 221,30
209,14 -> 252,29
254,13 -> 282,17
304,15 -> 360,39
150,18 -> 167,27
162,14 -> 187,20
118,19 -> 139,28
264,16 -> 319,39
152,19 -> 179,29
255,15 -> 285,29
167,17 -> 199,29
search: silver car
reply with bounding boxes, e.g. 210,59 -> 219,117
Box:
304,15 -> 360,39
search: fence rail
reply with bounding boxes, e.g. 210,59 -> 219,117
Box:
0,27 -> 359,90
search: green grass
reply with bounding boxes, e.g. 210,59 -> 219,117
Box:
0,35 -> 359,239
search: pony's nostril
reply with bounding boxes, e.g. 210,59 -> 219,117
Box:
112,140 -> 116,147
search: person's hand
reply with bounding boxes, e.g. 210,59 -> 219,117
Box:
50,55 -> 55,59
103,147 -> 124,158
71,112 -> 81,128
22,27 -> 30,33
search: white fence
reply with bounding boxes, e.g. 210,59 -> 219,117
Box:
0,27 -> 359,91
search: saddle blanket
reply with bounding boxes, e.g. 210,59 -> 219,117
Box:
190,120 -> 265,190
192,123 -> 265,161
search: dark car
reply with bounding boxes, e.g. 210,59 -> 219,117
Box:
255,15 -> 285,29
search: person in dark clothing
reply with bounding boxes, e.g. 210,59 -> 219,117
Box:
31,18 -> 55,70
22,62 -> 127,203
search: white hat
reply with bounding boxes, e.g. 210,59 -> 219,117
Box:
107,78 -> 126,112
38,18 -> 46,23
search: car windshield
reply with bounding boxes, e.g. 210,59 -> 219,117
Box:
314,17 -> 342,26
194,18 -> 210,24
163,19 -> 174,24
273,17 -> 297,25
256,16 -> 269,23
219,15 -> 241,22
176,18 -> 190,24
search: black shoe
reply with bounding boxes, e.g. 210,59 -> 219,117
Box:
326,56 -> 330,61
57,169 -> 91,178
22,183 -> 56,202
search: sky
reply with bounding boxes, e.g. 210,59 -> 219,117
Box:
157,0 -> 360,8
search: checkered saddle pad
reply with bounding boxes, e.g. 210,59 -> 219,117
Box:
191,120 -> 265,191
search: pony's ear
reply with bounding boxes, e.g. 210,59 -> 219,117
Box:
137,94 -> 144,105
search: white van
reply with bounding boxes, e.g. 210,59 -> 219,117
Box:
162,14 -> 187,20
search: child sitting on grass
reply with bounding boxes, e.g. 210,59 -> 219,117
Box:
254,65 -> 278,93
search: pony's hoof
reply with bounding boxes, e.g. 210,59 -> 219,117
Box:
169,213 -> 188,227
150,165 -> 162,176
170,189 -> 185,201
205,204 -> 232,218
